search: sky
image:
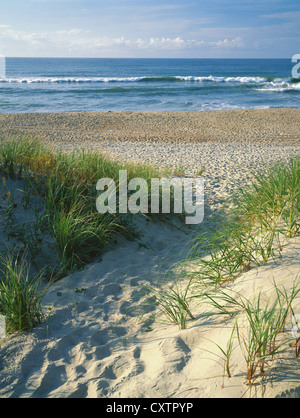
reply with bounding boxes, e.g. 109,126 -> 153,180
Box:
0,0 -> 299,58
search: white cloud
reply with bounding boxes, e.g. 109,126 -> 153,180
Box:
0,27 -> 90,47
0,25 -> 245,51
0,23 -> 246,57
213,37 -> 244,48
148,37 -> 186,50
144,36 -> 244,50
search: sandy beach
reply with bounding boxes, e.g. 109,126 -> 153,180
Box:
1,109 -> 299,145
0,109 -> 299,398
1,109 -> 299,207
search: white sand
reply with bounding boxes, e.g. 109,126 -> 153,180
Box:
0,214 -> 299,398
0,110 -> 299,398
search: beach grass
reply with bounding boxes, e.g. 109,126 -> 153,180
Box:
188,155 -> 300,289
236,281 -> 299,385
0,135 -> 167,332
233,155 -> 300,239
0,133 -> 299,374
141,277 -> 195,330
195,156 -> 299,383
142,155 -> 300,383
51,202 -> 119,274
0,136 -> 163,275
0,252 -> 45,333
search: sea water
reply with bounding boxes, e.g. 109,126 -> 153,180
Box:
0,58 -> 299,113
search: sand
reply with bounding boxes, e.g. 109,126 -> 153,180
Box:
0,109 -> 299,398
1,109 -> 299,208
0,109 -> 299,145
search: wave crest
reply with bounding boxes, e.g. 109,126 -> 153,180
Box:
256,81 -> 300,92
0,75 -> 269,84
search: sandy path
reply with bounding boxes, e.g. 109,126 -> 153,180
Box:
0,216 -> 299,399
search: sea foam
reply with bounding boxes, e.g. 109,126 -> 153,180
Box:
256,81 -> 300,92
0,75 -> 269,84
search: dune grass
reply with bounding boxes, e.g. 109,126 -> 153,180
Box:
142,155 -> 300,385
0,252 -> 45,333
233,156 -> 300,239
236,282 -> 300,386
141,278 -> 195,330
187,155 -> 300,289
198,156 -> 300,384
0,136 -> 164,332
0,136 -> 162,276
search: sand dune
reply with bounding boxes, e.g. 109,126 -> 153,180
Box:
0,216 -> 299,398
0,110 -> 299,398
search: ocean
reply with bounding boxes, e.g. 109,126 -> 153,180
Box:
0,58 -> 299,113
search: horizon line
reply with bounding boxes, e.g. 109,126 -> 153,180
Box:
3,56 -> 290,60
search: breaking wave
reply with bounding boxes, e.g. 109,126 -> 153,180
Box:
256,80 -> 300,92
0,75 -> 272,84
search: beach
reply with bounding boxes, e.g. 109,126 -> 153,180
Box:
1,109 -> 300,145
0,109 -> 299,398
0,109 -> 299,206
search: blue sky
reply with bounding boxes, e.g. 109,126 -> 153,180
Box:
0,0 -> 299,58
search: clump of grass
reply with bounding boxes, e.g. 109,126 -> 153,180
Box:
195,167 -> 205,177
215,322 -> 237,383
188,156 -> 300,288
233,156 -> 300,239
0,136 -> 163,275
0,136 -> 167,333
51,203 -> 118,274
0,136 -> 46,179
236,282 -> 299,386
200,281 -> 299,386
0,252 -> 46,333
192,156 -> 300,385
173,166 -> 186,177
141,278 -> 195,330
